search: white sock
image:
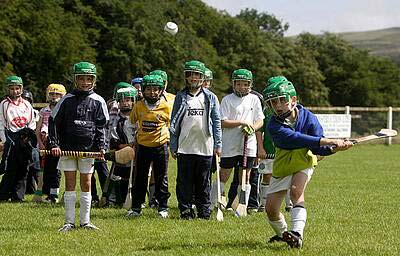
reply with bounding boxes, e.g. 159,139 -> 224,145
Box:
64,191 -> 76,224
291,206 -> 307,237
260,184 -> 269,207
268,213 -> 288,237
80,192 -> 92,225
220,182 -> 225,195
50,188 -> 59,197
245,184 -> 251,207
148,184 -> 155,202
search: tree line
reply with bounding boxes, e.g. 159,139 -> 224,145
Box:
1,0 -> 399,106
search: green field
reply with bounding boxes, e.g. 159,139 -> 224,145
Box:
1,145 -> 399,255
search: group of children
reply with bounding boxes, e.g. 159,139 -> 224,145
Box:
0,60 -> 353,248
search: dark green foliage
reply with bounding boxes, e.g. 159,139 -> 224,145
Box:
0,0 -> 399,105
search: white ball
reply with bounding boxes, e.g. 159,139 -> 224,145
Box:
164,21 -> 178,35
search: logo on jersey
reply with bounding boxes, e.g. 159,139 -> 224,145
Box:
187,108 -> 204,116
12,116 -> 28,128
142,121 -> 158,132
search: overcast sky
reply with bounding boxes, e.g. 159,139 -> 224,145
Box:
202,0 -> 400,36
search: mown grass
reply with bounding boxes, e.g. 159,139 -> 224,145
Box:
0,145 -> 399,255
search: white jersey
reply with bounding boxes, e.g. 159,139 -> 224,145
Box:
178,92 -> 214,156
220,93 -> 264,158
0,97 -> 36,142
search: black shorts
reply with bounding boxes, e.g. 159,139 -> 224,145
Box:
220,155 -> 256,169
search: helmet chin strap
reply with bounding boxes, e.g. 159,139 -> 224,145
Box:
120,107 -> 132,114
277,102 -> 297,119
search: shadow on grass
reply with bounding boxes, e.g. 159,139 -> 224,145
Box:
137,240 -> 290,252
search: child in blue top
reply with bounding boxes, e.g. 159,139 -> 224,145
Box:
263,76 -> 352,248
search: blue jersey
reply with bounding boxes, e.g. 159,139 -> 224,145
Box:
267,104 -> 333,177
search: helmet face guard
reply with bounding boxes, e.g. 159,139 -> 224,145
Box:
73,62 -> 97,92
232,80 -> 252,97
6,76 -> 23,99
185,71 -> 204,89
143,86 -> 163,104
263,79 -> 297,119
184,60 -> 206,89
8,85 -> 23,99
116,87 -> 137,112
75,74 -> 96,92
47,84 -> 66,105
142,75 -> 165,104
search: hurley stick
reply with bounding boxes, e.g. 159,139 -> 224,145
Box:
235,135 -> 248,217
123,159 -> 135,210
39,146 -> 134,165
215,155 -> 224,221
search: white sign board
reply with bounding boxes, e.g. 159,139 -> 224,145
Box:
315,114 -> 351,138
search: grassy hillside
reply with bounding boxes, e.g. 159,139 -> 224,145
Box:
339,27 -> 400,64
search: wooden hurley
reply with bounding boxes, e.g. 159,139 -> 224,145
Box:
39,146 -> 134,165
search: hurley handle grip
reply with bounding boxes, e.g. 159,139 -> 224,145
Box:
39,150 -> 102,158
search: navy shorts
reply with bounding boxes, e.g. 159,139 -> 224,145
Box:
220,155 -> 256,169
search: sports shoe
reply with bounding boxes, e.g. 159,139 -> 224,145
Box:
127,209 -> 142,218
180,209 -> 195,220
158,209 -> 169,218
80,222 -> 100,231
58,223 -> 75,233
247,207 -> 259,214
44,195 -> 59,204
268,235 -> 284,243
282,231 -> 303,248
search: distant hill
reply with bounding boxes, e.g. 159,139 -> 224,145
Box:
339,27 -> 400,64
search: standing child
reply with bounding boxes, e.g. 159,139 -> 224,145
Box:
211,69 -> 264,215
0,76 -> 36,201
170,60 -> 222,220
128,74 -> 172,218
109,85 -> 137,206
49,62 -> 109,232
263,77 -> 352,248
35,84 -> 66,203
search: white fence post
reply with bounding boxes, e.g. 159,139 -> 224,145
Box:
345,106 -> 350,115
386,107 -> 393,145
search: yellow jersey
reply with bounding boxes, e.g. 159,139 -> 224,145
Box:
130,98 -> 172,147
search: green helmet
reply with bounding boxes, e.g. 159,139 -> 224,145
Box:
73,61 -> 96,76
263,76 -> 288,96
263,77 -> 296,102
142,74 -> 164,104
142,74 -> 165,88
204,68 -> 213,80
150,70 -> 168,82
231,69 -> 252,82
116,86 -> 138,102
6,76 -> 23,87
184,60 -> 206,74
231,69 -> 252,97
263,77 -> 297,118
184,60 -> 206,89
113,82 -> 132,99
73,61 -> 96,91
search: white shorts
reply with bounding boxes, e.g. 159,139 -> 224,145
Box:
57,156 -> 95,174
258,159 -> 274,174
267,167 -> 314,194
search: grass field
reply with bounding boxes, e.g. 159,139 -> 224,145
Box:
0,145 -> 399,255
